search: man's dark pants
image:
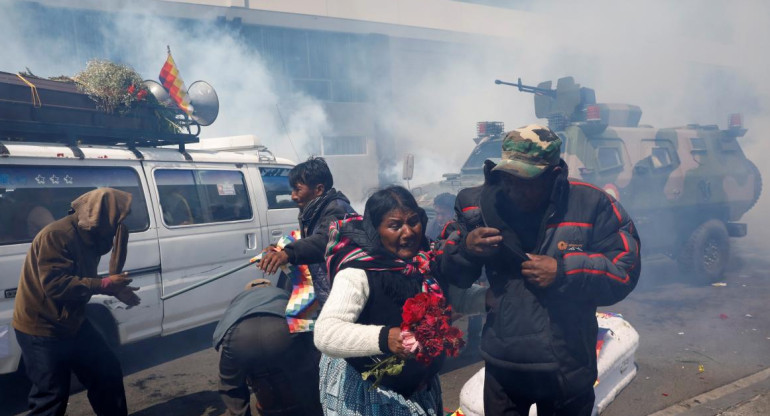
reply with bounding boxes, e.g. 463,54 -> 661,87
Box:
484,364 -> 595,416
218,314 -> 323,416
15,320 -> 128,416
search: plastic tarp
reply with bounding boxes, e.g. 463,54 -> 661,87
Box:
458,313 -> 639,416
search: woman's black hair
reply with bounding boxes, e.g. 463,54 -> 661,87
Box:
288,156 -> 333,191
363,185 -> 429,252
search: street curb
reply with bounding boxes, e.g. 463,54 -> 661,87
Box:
648,367 -> 770,415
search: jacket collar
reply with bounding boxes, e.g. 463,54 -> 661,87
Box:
479,159 -> 570,260
299,188 -> 350,226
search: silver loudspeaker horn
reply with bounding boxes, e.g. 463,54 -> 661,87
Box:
187,81 -> 219,126
143,80 -> 175,108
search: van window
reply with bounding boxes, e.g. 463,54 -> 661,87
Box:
155,169 -> 252,226
0,165 -> 149,245
259,167 -> 296,209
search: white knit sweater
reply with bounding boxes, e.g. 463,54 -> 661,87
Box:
313,267 -> 489,358
314,268 -> 385,358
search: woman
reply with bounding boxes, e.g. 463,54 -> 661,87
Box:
314,185 -> 445,416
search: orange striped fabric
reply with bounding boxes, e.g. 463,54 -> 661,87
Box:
158,50 -> 194,115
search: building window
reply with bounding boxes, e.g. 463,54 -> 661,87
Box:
245,25 -> 374,103
323,136 -> 367,155
293,79 -> 331,101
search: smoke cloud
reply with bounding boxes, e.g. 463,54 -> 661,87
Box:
0,0 -> 326,161
1,0 -> 768,241
381,0 -> 770,243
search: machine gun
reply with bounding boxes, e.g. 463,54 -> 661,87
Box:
494,78 -> 556,98
494,76 -> 602,131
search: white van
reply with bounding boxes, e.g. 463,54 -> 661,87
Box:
0,139 -> 298,374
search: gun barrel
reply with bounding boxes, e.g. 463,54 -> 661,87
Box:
495,78 -> 556,98
495,79 -> 519,87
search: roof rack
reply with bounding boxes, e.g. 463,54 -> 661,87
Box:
0,71 -> 199,152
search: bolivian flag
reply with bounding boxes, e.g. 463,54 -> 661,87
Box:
158,47 -> 194,115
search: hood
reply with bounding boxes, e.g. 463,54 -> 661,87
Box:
70,188 -> 133,273
71,187 -> 133,234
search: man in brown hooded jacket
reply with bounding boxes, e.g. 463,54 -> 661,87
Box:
12,188 -> 140,416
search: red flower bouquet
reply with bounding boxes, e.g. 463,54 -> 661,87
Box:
362,291 -> 465,389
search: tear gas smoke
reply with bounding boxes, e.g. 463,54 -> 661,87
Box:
1,0 -> 769,243
0,0 -> 327,162
382,0 -> 770,247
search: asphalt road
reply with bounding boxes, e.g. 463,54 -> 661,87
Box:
601,237 -> 770,416
2,238 -> 769,416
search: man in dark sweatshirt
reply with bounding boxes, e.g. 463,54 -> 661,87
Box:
12,188 -> 140,416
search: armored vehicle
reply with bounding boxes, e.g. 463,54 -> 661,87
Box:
413,77 -> 761,282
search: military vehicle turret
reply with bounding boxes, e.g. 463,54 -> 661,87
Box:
412,77 -> 761,282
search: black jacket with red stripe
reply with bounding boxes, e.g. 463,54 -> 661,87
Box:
437,160 -> 640,399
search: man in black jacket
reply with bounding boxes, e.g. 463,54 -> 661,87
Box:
259,156 -> 357,303
438,125 -> 640,415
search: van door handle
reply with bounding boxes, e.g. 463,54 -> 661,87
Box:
245,233 -> 257,250
270,230 -> 282,237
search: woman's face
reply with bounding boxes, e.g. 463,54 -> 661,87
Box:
377,208 -> 423,260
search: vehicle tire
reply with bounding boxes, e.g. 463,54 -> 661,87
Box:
677,219 -> 730,283
85,305 -> 119,349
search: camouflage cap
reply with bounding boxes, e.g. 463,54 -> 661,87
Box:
491,124 -> 562,179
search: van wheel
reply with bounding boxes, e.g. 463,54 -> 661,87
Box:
86,305 -> 119,349
677,219 -> 730,283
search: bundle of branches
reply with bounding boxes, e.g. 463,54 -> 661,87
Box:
74,60 -> 149,114
70,60 -> 181,133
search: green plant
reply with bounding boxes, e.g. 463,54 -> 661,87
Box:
74,60 -> 148,114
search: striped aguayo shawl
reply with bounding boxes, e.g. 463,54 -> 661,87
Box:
257,231 -> 319,333
325,215 -> 440,294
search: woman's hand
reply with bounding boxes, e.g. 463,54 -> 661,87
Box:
388,327 -> 407,358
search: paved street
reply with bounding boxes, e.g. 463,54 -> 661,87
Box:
2,239 -> 770,416
601,237 -> 770,416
